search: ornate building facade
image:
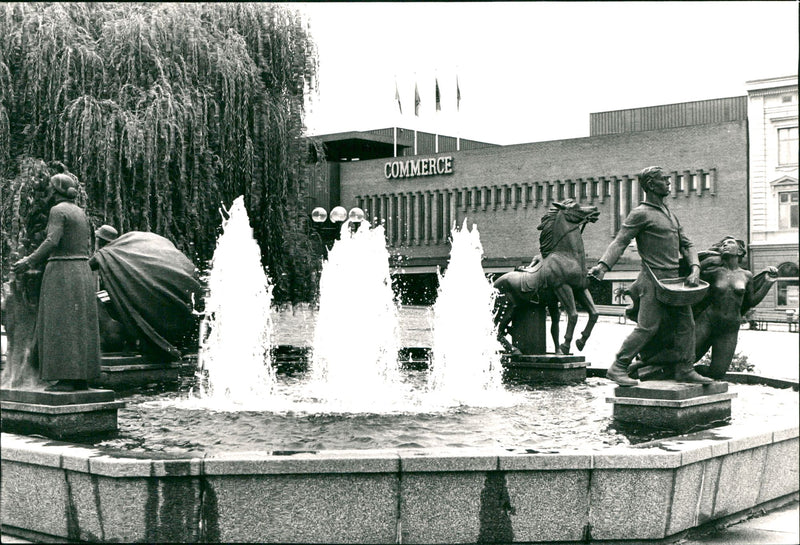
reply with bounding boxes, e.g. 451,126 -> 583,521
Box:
746,76 -> 799,314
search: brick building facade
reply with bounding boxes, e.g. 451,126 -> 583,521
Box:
310,90 -> 797,312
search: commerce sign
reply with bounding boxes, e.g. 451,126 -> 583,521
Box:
384,156 -> 454,179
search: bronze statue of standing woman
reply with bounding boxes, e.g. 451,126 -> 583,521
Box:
12,173 -> 101,391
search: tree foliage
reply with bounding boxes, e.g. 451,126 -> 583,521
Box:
0,2 -> 321,304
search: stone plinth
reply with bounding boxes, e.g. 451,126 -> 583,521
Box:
0,388 -> 125,440
510,303 -> 547,354
502,354 -> 587,384
96,353 -> 181,389
608,381 -> 736,433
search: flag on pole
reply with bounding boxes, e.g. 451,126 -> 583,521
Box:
414,82 -> 420,116
456,74 -> 461,151
434,77 -> 440,152
395,80 -> 402,114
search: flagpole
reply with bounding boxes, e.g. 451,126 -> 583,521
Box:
413,76 -> 419,155
434,73 -> 439,154
394,76 -> 402,157
456,71 -> 461,152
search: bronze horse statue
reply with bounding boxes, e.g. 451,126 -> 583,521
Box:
493,199 -> 600,355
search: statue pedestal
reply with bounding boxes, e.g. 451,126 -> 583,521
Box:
0,388 -> 125,440
607,381 -> 736,433
96,353 -> 182,389
510,303 -> 547,354
501,354 -> 587,384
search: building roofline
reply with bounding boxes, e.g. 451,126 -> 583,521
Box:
308,127 -> 498,147
590,95 -> 747,117
746,75 -> 798,89
309,130 -> 402,146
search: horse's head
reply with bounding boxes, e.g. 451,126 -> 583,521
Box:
552,199 -> 600,225
537,199 -> 599,257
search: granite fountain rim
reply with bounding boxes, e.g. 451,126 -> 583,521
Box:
2,371 -> 797,476
2,419 -> 797,477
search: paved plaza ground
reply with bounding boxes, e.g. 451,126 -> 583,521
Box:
677,499 -> 799,545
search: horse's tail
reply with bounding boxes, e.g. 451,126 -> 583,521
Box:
492,274 -> 506,291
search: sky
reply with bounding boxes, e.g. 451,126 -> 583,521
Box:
296,2 -> 799,146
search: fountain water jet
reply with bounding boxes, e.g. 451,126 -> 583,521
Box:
429,221 -> 505,405
196,196 -> 275,405
308,219 -> 403,410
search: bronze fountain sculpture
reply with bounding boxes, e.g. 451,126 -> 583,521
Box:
629,236 -> 779,381
493,198 -> 600,356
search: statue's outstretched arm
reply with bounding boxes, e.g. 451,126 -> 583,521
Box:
698,254 -> 723,280
743,268 -> 779,314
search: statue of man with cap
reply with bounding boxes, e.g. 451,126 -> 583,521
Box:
587,166 -> 713,386
95,224 -> 119,251
12,173 -> 101,391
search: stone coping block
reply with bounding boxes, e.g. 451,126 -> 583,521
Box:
0,433 -> 203,476
2,425 -> 798,477
89,455 -> 204,477
1,400 -> 126,414
725,372 -> 800,389
0,388 -> 116,405
61,445 -> 108,473
504,360 -> 588,369
607,392 -> 737,408
498,449 -> 592,470
151,457 -> 205,477
502,354 -> 586,364
100,362 -> 182,372
399,447 -> 507,472
634,423 -> 789,464
204,449 -> 401,475
614,380 -> 729,400
774,425 -> 800,442
88,455 -> 157,477
593,447 -> 683,469
647,434 -> 730,465
1,434 -> 71,468
100,353 -> 144,366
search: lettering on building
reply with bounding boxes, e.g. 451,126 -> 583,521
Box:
384,156 -> 454,179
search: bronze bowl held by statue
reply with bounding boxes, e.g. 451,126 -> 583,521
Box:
643,262 -> 709,306
653,277 -> 709,306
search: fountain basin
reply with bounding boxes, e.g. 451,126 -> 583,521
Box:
2,420 -> 797,543
71,375 -> 796,454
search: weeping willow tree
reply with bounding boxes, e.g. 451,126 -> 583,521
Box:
0,2 -> 322,304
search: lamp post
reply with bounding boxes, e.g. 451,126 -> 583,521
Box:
310,205 -> 366,251
347,206 -> 365,233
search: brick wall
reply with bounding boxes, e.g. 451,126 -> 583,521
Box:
339,121 -> 748,272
